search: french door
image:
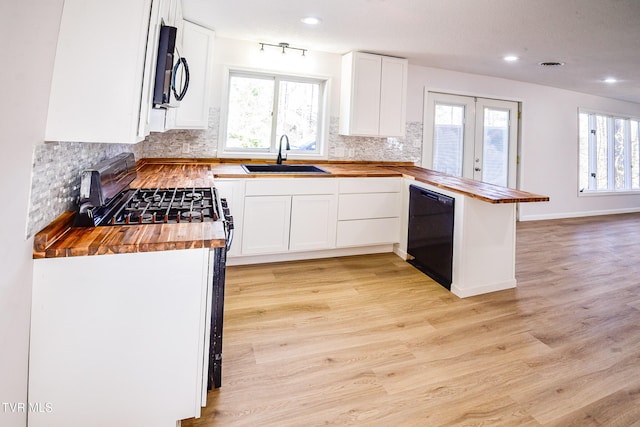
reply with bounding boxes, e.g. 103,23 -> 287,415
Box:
423,92 -> 519,188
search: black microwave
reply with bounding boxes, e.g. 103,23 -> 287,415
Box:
153,25 -> 190,107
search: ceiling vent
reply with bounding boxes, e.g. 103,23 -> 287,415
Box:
539,61 -> 565,67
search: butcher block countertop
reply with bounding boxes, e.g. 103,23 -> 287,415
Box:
137,158 -> 549,204
34,158 -> 548,259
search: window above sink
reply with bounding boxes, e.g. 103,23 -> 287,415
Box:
219,69 -> 329,160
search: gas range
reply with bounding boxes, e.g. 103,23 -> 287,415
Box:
106,187 -> 217,225
79,186 -> 220,226
73,153 -> 231,231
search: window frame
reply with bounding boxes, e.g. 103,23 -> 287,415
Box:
218,67 -> 330,160
579,108 -> 640,195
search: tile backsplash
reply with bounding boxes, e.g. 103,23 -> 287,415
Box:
27,108 -> 423,237
27,141 -> 138,238
138,108 -> 422,164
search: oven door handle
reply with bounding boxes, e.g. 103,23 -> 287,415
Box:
224,217 -> 234,252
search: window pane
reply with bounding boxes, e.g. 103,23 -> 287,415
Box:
482,108 -> 509,187
433,104 -> 464,176
578,113 -> 590,191
595,115 -> 608,190
226,75 -> 274,149
632,120 -> 639,189
276,80 -> 319,151
614,118 -> 626,189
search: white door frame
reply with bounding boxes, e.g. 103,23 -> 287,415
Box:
422,91 -> 520,189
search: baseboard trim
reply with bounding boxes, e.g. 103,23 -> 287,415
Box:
227,244 -> 396,266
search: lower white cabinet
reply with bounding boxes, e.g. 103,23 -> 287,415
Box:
29,249 -> 212,427
242,194 -> 337,255
336,178 -> 402,248
227,177 -> 402,261
290,195 -> 338,252
337,217 -> 400,247
242,195 -> 292,254
240,179 -> 338,256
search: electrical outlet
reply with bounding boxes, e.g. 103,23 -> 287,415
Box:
182,143 -> 190,154
348,148 -> 355,158
334,147 -> 345,158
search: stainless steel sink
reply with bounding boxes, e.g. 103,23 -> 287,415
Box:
241,164 -> 329,174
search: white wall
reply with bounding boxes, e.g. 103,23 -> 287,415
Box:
209,40 -> 640,220
407,65 -> 640,220
1,1 -> 64,425
210,37 -> 342,114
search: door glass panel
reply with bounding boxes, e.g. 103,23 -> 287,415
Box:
594,115 -> 609,190
433,103 -> 464,176
631,120 -> 639,189
482,108 -> 510,187
614,118 -> 626,189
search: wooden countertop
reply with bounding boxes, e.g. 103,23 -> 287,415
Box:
383,166 -> 549,204
34,158 -> 547,259
135,159 -> 548,203
33,162 -> 226,259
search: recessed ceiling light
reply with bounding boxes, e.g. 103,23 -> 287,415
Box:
604,77 -> 618,83
301,17 -> 321,25
503,55 -> 519,62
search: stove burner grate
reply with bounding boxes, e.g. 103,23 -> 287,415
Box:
104,187 -> 219,225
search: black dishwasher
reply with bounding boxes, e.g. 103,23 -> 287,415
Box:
407,185 -> 455,289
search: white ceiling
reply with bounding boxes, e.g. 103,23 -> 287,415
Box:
183,0 -> 640,104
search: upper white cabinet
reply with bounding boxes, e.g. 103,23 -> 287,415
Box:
151,20 -> 215,132
339,52 -> 408,138
45,0 -> 162,144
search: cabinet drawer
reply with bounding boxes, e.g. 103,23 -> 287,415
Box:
339,178 -> 401,194
338,193 -> 401,220
245,179 -> 337,196
336,218 -> 400,247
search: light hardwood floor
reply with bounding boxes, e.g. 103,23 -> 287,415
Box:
184,213 -> 640,426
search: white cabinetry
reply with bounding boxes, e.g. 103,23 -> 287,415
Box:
28,249 -> 212,426
151,19 -> 214,132
243,195 -> 292,254
337,178 -> 402,247
339,52 -> 408,137
241,179 -> 338,255
45,0 -> 161,143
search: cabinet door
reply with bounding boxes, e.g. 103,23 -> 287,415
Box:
338,193 -> 401,220
379,56 -> 408,137
173,21 -> 215,129
290,195 -> 337,252
45,0 -> 155,143
351,53 -> 382,135
336,217 -> 401,248
242,196 -> 291,255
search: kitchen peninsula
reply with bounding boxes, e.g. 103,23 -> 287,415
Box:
34,159 -> 547,298
140,159 -> 548,297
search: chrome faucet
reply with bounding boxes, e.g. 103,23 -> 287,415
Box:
276,134 -> 290,164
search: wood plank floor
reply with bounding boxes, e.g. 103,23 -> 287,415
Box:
184,213 -> 640,426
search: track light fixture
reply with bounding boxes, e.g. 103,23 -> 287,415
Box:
259,42 -> 307,57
